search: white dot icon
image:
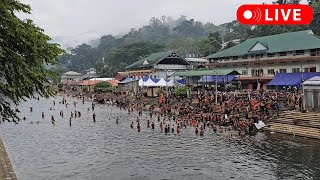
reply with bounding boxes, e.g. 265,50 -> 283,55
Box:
243,10 -> 253,20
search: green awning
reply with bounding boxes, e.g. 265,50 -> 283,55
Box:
172,70 -> 238,77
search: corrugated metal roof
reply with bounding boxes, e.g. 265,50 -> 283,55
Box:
63,71 -> 82,76
172,70 -> 235,77
125,51 -> 174,69
207,30 -> 320,59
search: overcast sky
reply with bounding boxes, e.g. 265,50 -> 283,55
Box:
19,0 -> 308,47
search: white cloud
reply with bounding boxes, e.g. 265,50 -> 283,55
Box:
18,0 -> 309,47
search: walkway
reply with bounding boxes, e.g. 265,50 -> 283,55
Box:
0,137 -> 17,180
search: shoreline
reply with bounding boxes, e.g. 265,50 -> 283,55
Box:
0,136 -> 17,180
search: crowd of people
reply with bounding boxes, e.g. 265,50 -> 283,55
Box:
106,89 -> 302,137
1,88 -> 303,139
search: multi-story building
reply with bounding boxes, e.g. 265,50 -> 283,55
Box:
61,71 -> 82,83
125,51 -> 191,79
207,30 -> 320,90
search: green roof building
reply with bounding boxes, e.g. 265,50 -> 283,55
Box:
206,30 -> 320,90
125,51 -> 191,79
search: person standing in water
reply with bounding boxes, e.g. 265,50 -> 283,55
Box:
42,112 -> 45,119
116,117 -> 119,125
30,106 -> 33,112
151,122 -> 155,130
147,119 -> 150,128
130,122 -> 134,129
69,118 -> 72,127
60,111 -> 64,118
51,115 -> 55,125
137,122 -> 141,132
93,113 -> 96,123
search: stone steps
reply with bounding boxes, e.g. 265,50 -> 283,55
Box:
269,123 -> 320,139
267,111 -> 320,139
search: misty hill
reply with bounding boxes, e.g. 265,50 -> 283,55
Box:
58,7 -> 320,78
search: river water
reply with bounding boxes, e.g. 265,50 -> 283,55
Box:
0,97 -> 320,180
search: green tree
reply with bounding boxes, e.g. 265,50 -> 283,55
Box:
198,32 -> 222,56
165,37 -> 197,55
0,0 -> 63,122
223,41 -> 237,50
93,81 -> 113,92
174,86 -> 190,97
49,65 -> 66,84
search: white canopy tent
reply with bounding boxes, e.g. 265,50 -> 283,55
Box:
138,78 -> 144,87
155,78 -> 167,87
144,78 -> 157,87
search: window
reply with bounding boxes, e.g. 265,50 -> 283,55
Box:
295,50 -> 304,56
242,70 -> 248,75
310,49 -> 317,56
310,67 -> 316,72
252,69 -> 263,76
250,55 -> 255,59
292,68 -> 300,73
279,52 -> 287,56
232,56 -> 238,60
242,55 -> 248,59
259,54 -> 264,58
279,69 -> 287,73
267,53 -> 275,57
267,69 -> 275,75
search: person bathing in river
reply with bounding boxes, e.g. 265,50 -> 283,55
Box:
93,113 -> 96,123
130,122 -> 134,129
151,122 -> 155,130
147,119 -> 150,128
116,117 -> 119,125
60,110 -> 64,118
51,115 -> 55,125
137,122 -> 141,132
42,112 -> 44,119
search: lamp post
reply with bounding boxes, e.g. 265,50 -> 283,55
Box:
301,66 -> 305,111
166,70 -> 169,99
215,71 -> 218,104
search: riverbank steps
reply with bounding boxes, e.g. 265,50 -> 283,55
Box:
0,137 -> 17,180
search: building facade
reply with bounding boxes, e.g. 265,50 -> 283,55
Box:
125,51 -> 192,79
207,30 -> 320,90
61,71 -> 82,83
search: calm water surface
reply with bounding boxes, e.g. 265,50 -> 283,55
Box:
1,97 -> 320,180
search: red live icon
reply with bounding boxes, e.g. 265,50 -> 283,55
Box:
237,4 -> 313,25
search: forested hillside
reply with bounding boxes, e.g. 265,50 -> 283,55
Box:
57,0 -> 319,77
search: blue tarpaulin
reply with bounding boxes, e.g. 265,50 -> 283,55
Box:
176,79 -> 186,84
119,78 -> 137,84
198,75 -> 236,83
268,72 -> 320,86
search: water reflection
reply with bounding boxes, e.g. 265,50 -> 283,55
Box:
0,97 -> 320,180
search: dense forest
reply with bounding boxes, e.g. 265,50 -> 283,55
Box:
56,0 -> 320,77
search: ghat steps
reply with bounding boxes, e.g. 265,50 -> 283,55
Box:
266,111 -> 320,139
